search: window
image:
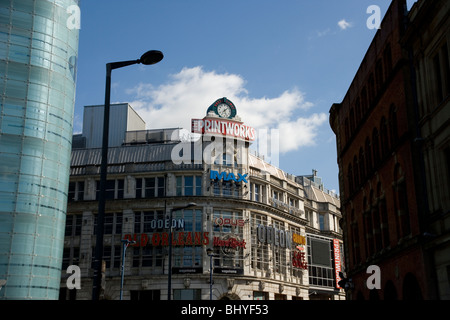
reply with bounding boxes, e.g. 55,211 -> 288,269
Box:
389,104 -> 399,146
93,212 -> 123,235
176,175 -> 202,196
319,214 -> 325,231
173,289 -> 201,300
376,59 -> 384,91
432,43 -> 450,105
380,117 -> 389,158
359,147 -> 366,181
65,215 -> 82,236
372,128 -> 380,165
347,164 -> 354,194
353,156 -> 359,188
136,177 -> 165,198
214,153 -> 235,166
307,235 -> 335,288
68,181 -> 84,202
96,179 -> 124,200
254,184 -> 260,201
384,44 -> 393,78
172,209 -> 203,269
368,73 -> 375,103
130,290 -> 160,300
251,213 -> 268,270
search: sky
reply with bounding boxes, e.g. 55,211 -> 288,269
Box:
73,0 -> 418,195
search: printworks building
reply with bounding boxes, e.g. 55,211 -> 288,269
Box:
59,99 -> 343,300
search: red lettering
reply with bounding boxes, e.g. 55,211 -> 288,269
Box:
141,233 -> 148,247
203,232 -> 210,245
194,232 -> 202,245
161,232 -> 169,246
185,232 -> 193,245
152,233 -> 160,246
178,232 -> 185,245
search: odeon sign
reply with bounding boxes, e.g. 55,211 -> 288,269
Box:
256,224 -> 293,249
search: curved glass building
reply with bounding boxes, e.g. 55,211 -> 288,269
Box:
0,0 -> 80,299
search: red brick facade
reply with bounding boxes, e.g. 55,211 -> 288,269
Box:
330,0 -> 435,299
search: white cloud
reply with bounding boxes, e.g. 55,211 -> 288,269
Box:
338,19 -> 352,30
126,66 -> 327,154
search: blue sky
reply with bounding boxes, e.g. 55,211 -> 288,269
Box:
73,0 -> 417,194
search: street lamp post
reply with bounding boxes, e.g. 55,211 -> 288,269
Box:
92,50 -> 163,301
120,239 -> 136,300
167,202 -> 197,301
206,248 -> 215,300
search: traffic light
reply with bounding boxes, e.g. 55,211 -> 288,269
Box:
338,272 -> 354,291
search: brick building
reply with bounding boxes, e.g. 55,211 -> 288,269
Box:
329,0 -> 449,299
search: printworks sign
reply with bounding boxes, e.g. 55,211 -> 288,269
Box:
191,118 -> 256,141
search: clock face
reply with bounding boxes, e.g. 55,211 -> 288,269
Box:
217,103 -> 232,118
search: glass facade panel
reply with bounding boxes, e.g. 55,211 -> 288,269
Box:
0,0 -> 79,300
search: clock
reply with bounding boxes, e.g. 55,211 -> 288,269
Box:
206,98 -> 237,119
217,103 -> 232,118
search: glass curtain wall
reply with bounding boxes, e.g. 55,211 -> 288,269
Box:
0,0 -> 79,299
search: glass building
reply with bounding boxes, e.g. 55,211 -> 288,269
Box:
0,0 -> 80,299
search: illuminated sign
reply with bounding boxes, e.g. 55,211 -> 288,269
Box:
124,232 -> 210,247
214,217 -> 245,227
292,251 -> 308,269
292,233 -> 306,245
191,118 -> 256,141
213,236 -> 246,251
334,239 -> 342,289
210,170 -> 248,183
256,225 -> 293,249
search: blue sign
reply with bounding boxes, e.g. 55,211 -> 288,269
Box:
210,170 -> 248,183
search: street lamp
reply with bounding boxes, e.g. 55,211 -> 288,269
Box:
120,239 -> 136,300
92,50 -> 163,301
206,248 -> 216,300
167,202 -> 197,301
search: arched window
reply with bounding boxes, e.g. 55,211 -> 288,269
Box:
376,59 -> 384,91
365,137 -> 373,174
372,128 -> 380,165
350,108 -> 355,134
355,98 -> 361,123
350,209 -> 361,265
389,104 -> 399,146
353,156 -> 359,188
344,118 -> 350,142
359,147 -> 366,181
380,116 -> 389,158
368,73 -> 375,104
361,87 -> 368,114
347,164 -> 354,194
393,164 -> 410,238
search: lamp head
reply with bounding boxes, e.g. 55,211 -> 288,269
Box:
139,50 -> 164,65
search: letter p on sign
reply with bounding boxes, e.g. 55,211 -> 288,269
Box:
366,265 -> 381,290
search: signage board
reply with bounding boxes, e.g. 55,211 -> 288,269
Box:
123,232 -> 210,247
210,170 -> 248,183
191,118 -> 256,141
333,239 -> 342,289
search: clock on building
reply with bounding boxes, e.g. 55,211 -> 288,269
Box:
207,97 -> 237,119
